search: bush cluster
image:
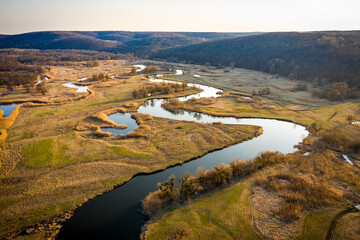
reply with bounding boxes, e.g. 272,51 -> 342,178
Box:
0,54 -> 44,91
142,151 -> 285,215
291,82 -> 308,92
312,82 -> 359,101
88,73 -> 108,82
320,130 -> 360,154
161,98 -> 186,113
187,97 -> 216,105
252,87 -> 271,96
132,82 -> 189,99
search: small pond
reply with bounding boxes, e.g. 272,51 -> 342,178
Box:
101,113 -> 138,136
0,103 -> 18,117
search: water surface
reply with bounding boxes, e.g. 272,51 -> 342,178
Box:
134,65 -> 146,72
175,69 -> 183,75
0,103 -> 18,117
62,78 -> 89,93
101,113 -> 138,136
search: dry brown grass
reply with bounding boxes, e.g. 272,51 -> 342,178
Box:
0,129 -> 7,142
332,212 -> 360,239
0,105 -> 21,142
251,97 -> 277,110
91,108 -> 128,129
102,107 -> 127,115
319,130 -> 360,154
255,173 -> 343,221
290,151 -> 360,192
94,128 -> 113,138
92,112 -> 118,126
187,97 -> 216,105
161,98 -> 186,113
122,102 -> 139,109
237,96 -> 254,103
127,125 -> 151,138
142,190 -> 164,215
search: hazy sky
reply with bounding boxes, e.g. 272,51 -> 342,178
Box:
0,0 -> 359,34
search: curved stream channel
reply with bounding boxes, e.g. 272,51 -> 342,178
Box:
57,78 -> 308,240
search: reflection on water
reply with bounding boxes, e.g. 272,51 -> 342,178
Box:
57,78 -> 309,240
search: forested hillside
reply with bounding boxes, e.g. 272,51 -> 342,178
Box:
151,31 -> 360,88
0,31 -> 256,55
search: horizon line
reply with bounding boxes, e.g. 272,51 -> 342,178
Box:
1,29 -> 360,35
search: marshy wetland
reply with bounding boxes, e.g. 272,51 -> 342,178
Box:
0,58 -> 359,240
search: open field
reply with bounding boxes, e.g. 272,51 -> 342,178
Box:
0,60 -> 261,239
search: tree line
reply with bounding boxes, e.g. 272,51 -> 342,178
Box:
0,55 -> 44,91
151,32 -> 360,100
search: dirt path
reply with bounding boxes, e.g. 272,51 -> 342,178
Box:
326,207 -> 358,240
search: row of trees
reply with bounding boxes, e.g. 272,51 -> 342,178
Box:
0,72 -> 38,91
132,82 -> 189,99
0,53 -> 45,92
252,87 -> 271,96
312,82 -> 359,101
88,73 -> 109,82
143,152 -> 285,215
0,49 -> 127,66
130,66 -> 158,76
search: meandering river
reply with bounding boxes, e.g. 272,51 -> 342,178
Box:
62,77 -> 89,93
57,78 -> 308,240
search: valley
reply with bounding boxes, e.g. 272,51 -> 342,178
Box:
0,31 -> 359,240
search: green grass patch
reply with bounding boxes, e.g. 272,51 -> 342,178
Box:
20,138 -> 67,168
0,198 -> 82,237
296,211 -> 339,240
146,183 -> 260,240
20,137 -> 92,168
175,125 -> 195,130
110,146 -> 151,159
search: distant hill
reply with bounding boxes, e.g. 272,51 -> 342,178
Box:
151,31 -> 360,85
0,32 -> 121,51
0,31 -> 258,55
